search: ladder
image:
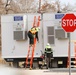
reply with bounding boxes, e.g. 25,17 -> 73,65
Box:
67,41 -> 76,68
25,16 -> 40,69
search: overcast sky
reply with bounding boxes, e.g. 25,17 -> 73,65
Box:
36,0 -> 76,5
59,0 -> 76,5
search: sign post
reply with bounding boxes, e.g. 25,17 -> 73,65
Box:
61,13 -> 76,75
68,32 -> 71,75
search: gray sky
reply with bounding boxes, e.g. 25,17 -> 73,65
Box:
59,0 -> 76,5
36,0 -> 76,5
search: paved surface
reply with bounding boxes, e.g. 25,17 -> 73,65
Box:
19,68 -> 76,75
21,69 -> 76,75
0,65 -> 76,75
44,68 -> 76,72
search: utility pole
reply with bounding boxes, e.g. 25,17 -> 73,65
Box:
38,0 -> 44,51
26,0 -> 28,13
38,0 -> 41,13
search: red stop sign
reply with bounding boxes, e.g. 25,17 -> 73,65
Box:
61,14 -> 76,32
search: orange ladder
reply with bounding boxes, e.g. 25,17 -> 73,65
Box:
67,41 -> 76,68
30,38 -> 36,69
25,16 -> 40,69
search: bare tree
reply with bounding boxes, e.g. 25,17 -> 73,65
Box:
4,0 -> 22,14
5,0 -> 12,14
0,0 -> 6,14
16,0 -> 38,13
55,0 -> 61,13
40,0 -> 56,13
40,0 -> 76,13
0,0 -> 76,14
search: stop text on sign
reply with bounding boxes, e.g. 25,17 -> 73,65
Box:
61,14 -> 76,32
62,19 -> 76,27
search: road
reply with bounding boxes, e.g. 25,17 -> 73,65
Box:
0,65 -> 76,75
19,68 -> 76,75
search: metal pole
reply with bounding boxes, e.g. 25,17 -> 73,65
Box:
26,0 -> 28,13
39,0 -> 41,12
41,13 -> 44,50
69,33 -> 71,75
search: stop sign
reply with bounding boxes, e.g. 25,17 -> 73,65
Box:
61,14 -> 76,32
